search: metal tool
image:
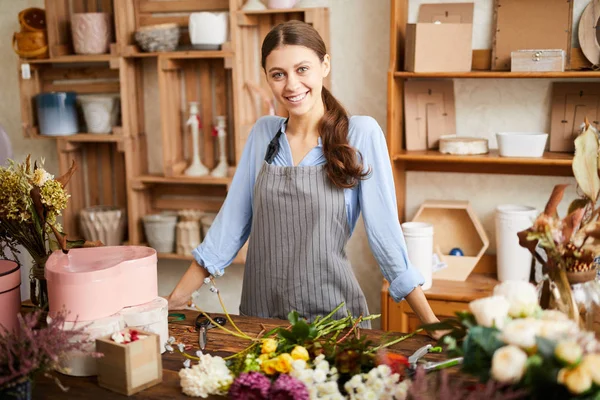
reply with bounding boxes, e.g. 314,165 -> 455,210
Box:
407,344 -> 463,375
408,344 -> 433,369
195,315 -> 227,351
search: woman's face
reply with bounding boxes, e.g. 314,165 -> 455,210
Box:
264,45 -> 330,118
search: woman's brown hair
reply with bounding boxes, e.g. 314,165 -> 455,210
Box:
261,20 -> 370,189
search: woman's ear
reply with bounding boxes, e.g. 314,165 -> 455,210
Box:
322,54 -> 331,78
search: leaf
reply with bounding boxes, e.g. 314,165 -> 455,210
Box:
518,229 -> 539,255
278,328 -> 296,343
307,326 -> 318,340
29,186 -> 46,226
287,310 -> 299,326
67,239 -> 103,249
469,326 -> 504,356
291,319 -> 310,340
561,207 -> 585,243
568,198 -> 590,215
56,160 -> 77,188
573,125 -> 600,203
535,337 -> 556,360
544,184 -> 569,217
584,221 -> 600,240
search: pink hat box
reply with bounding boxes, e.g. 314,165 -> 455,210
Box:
0,259 -> 21,332
46,246 -> 158,321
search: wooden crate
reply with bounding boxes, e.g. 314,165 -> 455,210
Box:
114,0 -> 230,55
18,60 -> 122,139
158,57 -> 233,176
57,140 -> 129,242
45,0 -> 116,58
231,6 -> 330,163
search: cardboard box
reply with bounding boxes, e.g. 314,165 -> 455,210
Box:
411,200 -> 489,281
511,49 -> 565,72
404,3 -> 474,72
96,329 -> 163,396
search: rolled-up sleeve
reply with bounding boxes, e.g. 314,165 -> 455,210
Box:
356,117 -> 425,301
191,126 -> 258,276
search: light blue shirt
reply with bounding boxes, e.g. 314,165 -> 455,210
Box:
192,115 -> 424,302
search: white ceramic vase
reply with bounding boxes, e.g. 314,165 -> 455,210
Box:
77,94 -> 120,134
143,214 -> 178,253
401,222 -> 434,290
495,204 -> 538,281
71,12 -> 111,55
80,206 -> 126,246
268,0 -> 297,9
242,0 -> 267,10
188,12 -> 229,49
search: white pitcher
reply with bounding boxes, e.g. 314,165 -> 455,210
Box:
188,12 -> 229,49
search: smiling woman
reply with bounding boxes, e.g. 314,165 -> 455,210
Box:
167,21 -> 440,335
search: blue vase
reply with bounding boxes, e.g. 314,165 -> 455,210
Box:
35,92 -> 79,136
0,379 -> 32,400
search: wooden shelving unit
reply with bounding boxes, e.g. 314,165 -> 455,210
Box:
19,0 -> 330,270
394,71 -> 600,79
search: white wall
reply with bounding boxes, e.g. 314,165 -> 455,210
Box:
1,0 -> 582,329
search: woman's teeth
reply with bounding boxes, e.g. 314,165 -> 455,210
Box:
287,92 -> 307,102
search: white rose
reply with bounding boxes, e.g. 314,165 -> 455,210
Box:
539,309 -> 570,321
538,319 -> 578,341
491,345 -> 528,383
582,354 -> 600,385
555,341 -> 583,366
558,366 -> 592,395
500,318 -> 541,349
469,296 -> 510,329
493,280 -> 540,318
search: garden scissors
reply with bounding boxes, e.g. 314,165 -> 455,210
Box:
407,344 -> 463,374
195,315 -> 227,351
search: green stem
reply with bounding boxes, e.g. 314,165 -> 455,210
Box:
315,302 -> 345,327
368,329 -> 423,353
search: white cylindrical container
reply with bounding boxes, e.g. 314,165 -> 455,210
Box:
495,205 -> 538,282
401,222 -> 434,290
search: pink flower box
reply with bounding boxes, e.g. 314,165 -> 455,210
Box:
46,246 -> 157,321
0,260 -> 21,332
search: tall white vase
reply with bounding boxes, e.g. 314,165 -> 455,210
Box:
401,222 -> 434,290
495,205 -> 538,282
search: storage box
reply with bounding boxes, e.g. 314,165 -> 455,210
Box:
404,3 -> 474,72
411,200 -> 489,281
96,329 -> 162,396
511,49 -> 565,72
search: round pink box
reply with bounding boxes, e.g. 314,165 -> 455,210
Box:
46,246 -> 157,321
0,260 -> 21,332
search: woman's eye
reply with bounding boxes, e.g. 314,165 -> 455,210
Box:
298,66 -> 308,73
272,72 -> 284,79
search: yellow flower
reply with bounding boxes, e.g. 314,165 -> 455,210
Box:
273,353 -> 294,374
261,359 -> 277,375
558,366 -> 592,395
291,346 -> 309,361
261,338 -> 278,354
581,354 -> 600,385
555,341 -> 583,366
258,354 -> 270,363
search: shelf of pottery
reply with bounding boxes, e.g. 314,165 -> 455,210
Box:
15,0 -> 329,264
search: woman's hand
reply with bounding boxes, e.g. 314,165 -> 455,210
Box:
165,294 -> 192,311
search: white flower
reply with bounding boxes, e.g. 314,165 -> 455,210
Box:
111,331 -> 125,344
32,168 -> 53,187
581,354 -> 600,385
167,336 -> 176,344
539,310 -> 570,321
165,344 -> 174,352
500,318 -> 541,349
538,319 -> 578,341
179,353 -> 233,397
555,341 -> 583,366
183,359 -> 191,368
493,280 -> 539,318
491,345 -> 528,383
469,296 -> 510,328
313,369 -> 327,383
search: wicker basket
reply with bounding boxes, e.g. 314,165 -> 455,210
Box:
13,31 -> 48,59
19,7 -> 46,32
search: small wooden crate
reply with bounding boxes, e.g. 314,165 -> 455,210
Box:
511,49 -> 565,72
96,329 -> 162,396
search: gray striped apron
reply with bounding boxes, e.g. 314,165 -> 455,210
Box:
240,131 -> 370,328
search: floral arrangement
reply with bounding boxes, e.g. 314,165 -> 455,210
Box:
167,278 -> 428,399
0,155 -> 98,308
423,280 -> 600,399
0,309 -> 99,393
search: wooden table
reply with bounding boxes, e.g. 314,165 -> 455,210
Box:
33,311 -> 442,399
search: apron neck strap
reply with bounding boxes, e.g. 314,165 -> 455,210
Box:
264,119 -> 288,164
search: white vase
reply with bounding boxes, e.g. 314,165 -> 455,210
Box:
143,214 -> 178,253
495,205 -> 538,281
188,12 -> 229,49
402,222 -> 434,290
77,94 -> 120,134
80,206 -> 126,246
294,0 -> 325,7
268,0 -> 296,9
242,0 -> 267,10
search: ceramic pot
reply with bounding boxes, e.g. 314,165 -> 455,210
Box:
242,0 -> 267,10
188,12 -> 229,49
495,204 -> 538,281
176,221 -> 201,255
143,214 -> 178,253
0,260 -> 21,333
71,12 -> 111,55
268,0 -> 296,9
80,206 -> 126,246
135,23 -> 180,52
77,94 -> 120,134
35,92 -> 79,136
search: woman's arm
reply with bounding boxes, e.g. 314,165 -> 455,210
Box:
167,260 -> 211,310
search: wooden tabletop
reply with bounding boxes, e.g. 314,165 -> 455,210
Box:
33,311 -> 442,399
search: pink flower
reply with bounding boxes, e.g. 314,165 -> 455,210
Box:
228,372 -> 271,400
268,374 -> 309,400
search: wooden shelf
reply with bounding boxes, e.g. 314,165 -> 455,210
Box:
56,133 -> 123,143
136,174 -> 232,185
21,54 -> 115,64
394,70 -> 600,79
133,50 -> 233,59
239,7 -> 321,15
393,150 -> 573,176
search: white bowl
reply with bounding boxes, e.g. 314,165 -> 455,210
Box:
496,132 -> 548,158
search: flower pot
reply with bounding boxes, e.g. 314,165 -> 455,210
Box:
71,12 -> 111,55
35,92 -> 79,136
80,206 -> 126,246
0,260 -> 21,332
495,204 -> 537,282
135,23 -> 180,52
268,0 -> 297,9
77,94 -> 120,134
188,12 -> 229,50
143,214 -> 178,253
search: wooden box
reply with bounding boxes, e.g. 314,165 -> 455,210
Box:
96,329 -> 162,396
411,200 -> 489,282
511,49 -> 565,72
404,3 -> 474,72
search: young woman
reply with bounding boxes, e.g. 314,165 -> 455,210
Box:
167,20 -> 439,329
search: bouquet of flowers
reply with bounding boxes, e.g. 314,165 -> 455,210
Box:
0,155 -> 98,308
423,280 -> 600,399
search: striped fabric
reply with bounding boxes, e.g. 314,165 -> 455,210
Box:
240,161 -> 371,328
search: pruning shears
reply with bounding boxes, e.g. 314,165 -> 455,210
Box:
195,315 -> 227,351
407,344 -> 463,375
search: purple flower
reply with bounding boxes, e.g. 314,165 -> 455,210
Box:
268,374 -> 309,400
228,372 -> 271,400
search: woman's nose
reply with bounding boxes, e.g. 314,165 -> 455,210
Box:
285,74 -> 301,92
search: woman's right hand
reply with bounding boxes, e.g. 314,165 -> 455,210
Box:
166,294 -> 192,311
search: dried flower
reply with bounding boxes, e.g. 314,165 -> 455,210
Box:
228,371 -> 271,400
269,373 -> 309,400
